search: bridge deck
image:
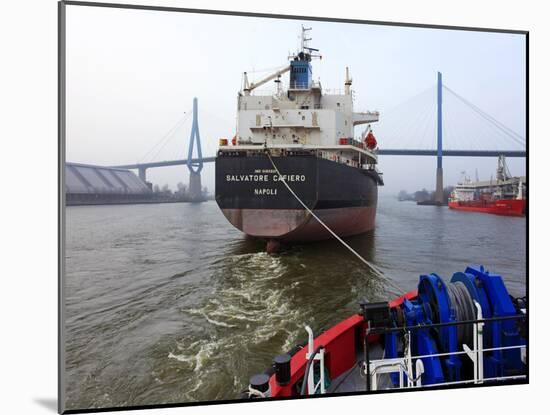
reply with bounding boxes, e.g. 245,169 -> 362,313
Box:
110,149 -> 525,171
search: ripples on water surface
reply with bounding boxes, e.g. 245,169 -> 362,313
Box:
64,196 -> 526,409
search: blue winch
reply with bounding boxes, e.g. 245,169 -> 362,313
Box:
381,265 -> 526,386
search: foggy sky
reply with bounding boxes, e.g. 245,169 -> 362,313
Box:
65,5 -> 526,194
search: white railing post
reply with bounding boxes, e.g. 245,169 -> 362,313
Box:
415,359 -> 424,387
305,325 -> 315,394
405,331 -> 414,387
474,302 -> 484,383
319,348 -> 326,394
304,325 -> 326,395
471,314 -> 478,384
371,362 -> 378,391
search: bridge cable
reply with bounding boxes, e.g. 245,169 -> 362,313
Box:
443,95 -> 470,150
391,88 -> 434,150
383,85 -> 437,116
443,86 -> 525,147
265,150 -> 404,294
409,90 -> 436,149
403,88 -> 435,149
421,97 -> 437,149
444,89 -> 481,150
149,122 -> 187,163
138,111 -> 191,163
445,88 -> 516,151
376,86 -> 436,150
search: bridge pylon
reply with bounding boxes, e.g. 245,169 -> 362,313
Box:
138,166 -> 147,183
187,97 -> 205,202
435,71 -> 444,205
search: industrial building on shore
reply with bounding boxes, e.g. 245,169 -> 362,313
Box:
65,162 -> 153,205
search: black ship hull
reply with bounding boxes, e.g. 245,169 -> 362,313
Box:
215,153 -> 382,242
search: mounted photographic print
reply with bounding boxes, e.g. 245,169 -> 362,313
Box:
59,1 -> 528,413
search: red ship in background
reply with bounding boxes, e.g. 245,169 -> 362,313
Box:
448,155 -> 526,217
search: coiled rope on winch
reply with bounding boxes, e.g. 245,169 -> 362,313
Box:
265,150 -> 403,293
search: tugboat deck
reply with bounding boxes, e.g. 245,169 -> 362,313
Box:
327,345 -> 393,393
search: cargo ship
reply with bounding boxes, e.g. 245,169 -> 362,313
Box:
242,265 -> 526,398
215,27 -> 383,247
448,155 -> 526,216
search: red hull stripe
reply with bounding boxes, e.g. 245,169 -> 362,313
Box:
448,199 -> 525,217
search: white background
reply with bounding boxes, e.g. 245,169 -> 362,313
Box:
0,0 -> 545,414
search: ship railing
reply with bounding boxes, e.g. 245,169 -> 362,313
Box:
363,305 -> 527,391
322,88 -> 345,95
302,325 -> 327,396
311,81 -> 322,89
316,146 -> 378,171
247,88 -> 279,97
289,81 -> 312,90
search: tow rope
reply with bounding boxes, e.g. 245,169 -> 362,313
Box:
265,150 -> 403,293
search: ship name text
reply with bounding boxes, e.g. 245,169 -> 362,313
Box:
225,174 -> 306,183
254,188 -> 278,195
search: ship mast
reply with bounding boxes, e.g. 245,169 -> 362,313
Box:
345,67 -> 352,95
301,25 -> 311,53
299,25 -> 321,59
241,26 -> 321,96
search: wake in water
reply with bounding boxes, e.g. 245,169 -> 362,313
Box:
168,251 -> 304,401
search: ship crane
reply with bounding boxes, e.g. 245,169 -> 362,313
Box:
243,66 -> 291,95
496,154 -> 512,182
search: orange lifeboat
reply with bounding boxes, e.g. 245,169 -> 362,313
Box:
365,131 -> 377,150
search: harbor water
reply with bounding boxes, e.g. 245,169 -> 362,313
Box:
63,194 -> 526,409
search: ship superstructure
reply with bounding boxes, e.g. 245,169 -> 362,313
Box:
237,28 -> 379,154
215,27 -> 383,245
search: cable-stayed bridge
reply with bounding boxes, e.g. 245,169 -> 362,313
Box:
111,72 -> 526,202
